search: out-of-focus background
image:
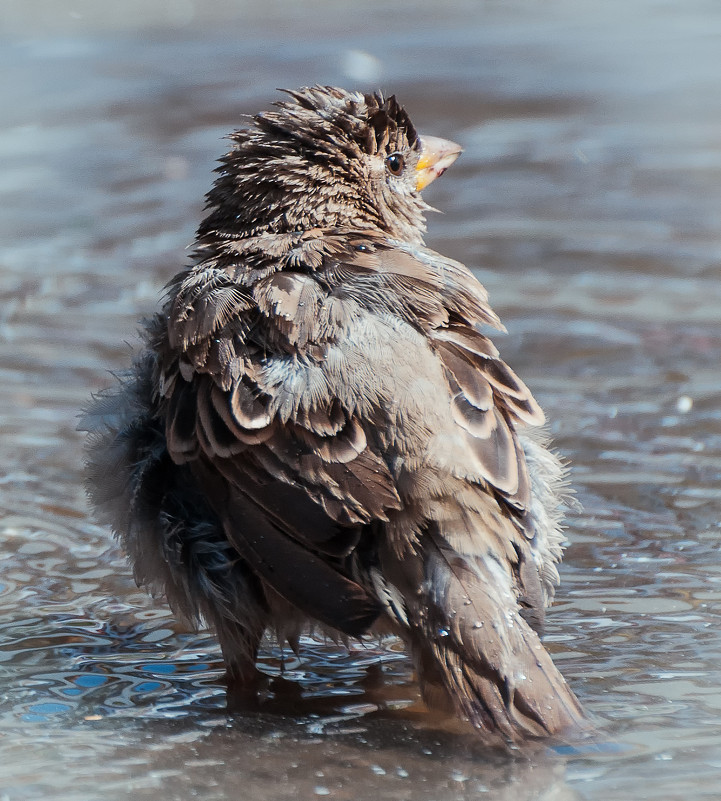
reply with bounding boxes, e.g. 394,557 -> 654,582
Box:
2,1 -> 721,799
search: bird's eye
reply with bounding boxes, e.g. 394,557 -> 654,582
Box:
385,152 -> 405,176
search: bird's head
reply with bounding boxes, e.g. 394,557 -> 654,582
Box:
198,86 -> 461,245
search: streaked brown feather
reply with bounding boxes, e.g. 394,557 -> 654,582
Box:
165,378 -> 199,461
170,269 -> 253,348
196,379 -> 248,459
451,394 -> 495,438
228,379 -> 272,432
290,415 -> 367,464
483,359 -> 545,425
432,324 -> 500,358
295,399 -> 346,436
322,453 -> 402,522
208,456 -> 358,557
465,407 -> 521,497
436,340 -> 495,410
254,272 -> 325,346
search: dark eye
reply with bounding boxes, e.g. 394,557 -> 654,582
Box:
385,152 -> 405,176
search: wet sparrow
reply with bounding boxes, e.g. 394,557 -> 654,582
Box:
83,86 -> 584,741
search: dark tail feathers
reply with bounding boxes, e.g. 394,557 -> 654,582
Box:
393,532 -> 585,741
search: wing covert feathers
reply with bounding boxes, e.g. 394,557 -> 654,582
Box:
84,225 -> 582,742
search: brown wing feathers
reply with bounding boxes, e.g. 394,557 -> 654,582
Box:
163,237 -> 541,602
161,258 -> 405,628
153,235 -> 580,736
83,89 -> 582,742
192,458 -> 382,637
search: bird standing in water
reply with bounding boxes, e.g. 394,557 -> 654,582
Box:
84,86 -> 584,742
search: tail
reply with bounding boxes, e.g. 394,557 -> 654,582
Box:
381,529 -> 585,741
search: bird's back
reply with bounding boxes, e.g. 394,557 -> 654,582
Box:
82,86 -> 585,743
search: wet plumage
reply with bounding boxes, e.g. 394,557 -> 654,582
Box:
83,86 -> 584,741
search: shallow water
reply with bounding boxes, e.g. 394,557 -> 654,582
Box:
2,1 -> 721,798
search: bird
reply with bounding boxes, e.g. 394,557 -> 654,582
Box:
82,85 -> 585,742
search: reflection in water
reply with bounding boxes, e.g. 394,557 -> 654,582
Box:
2,1 -> 721,798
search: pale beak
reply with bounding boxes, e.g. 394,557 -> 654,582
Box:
415,135 -> 463,192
